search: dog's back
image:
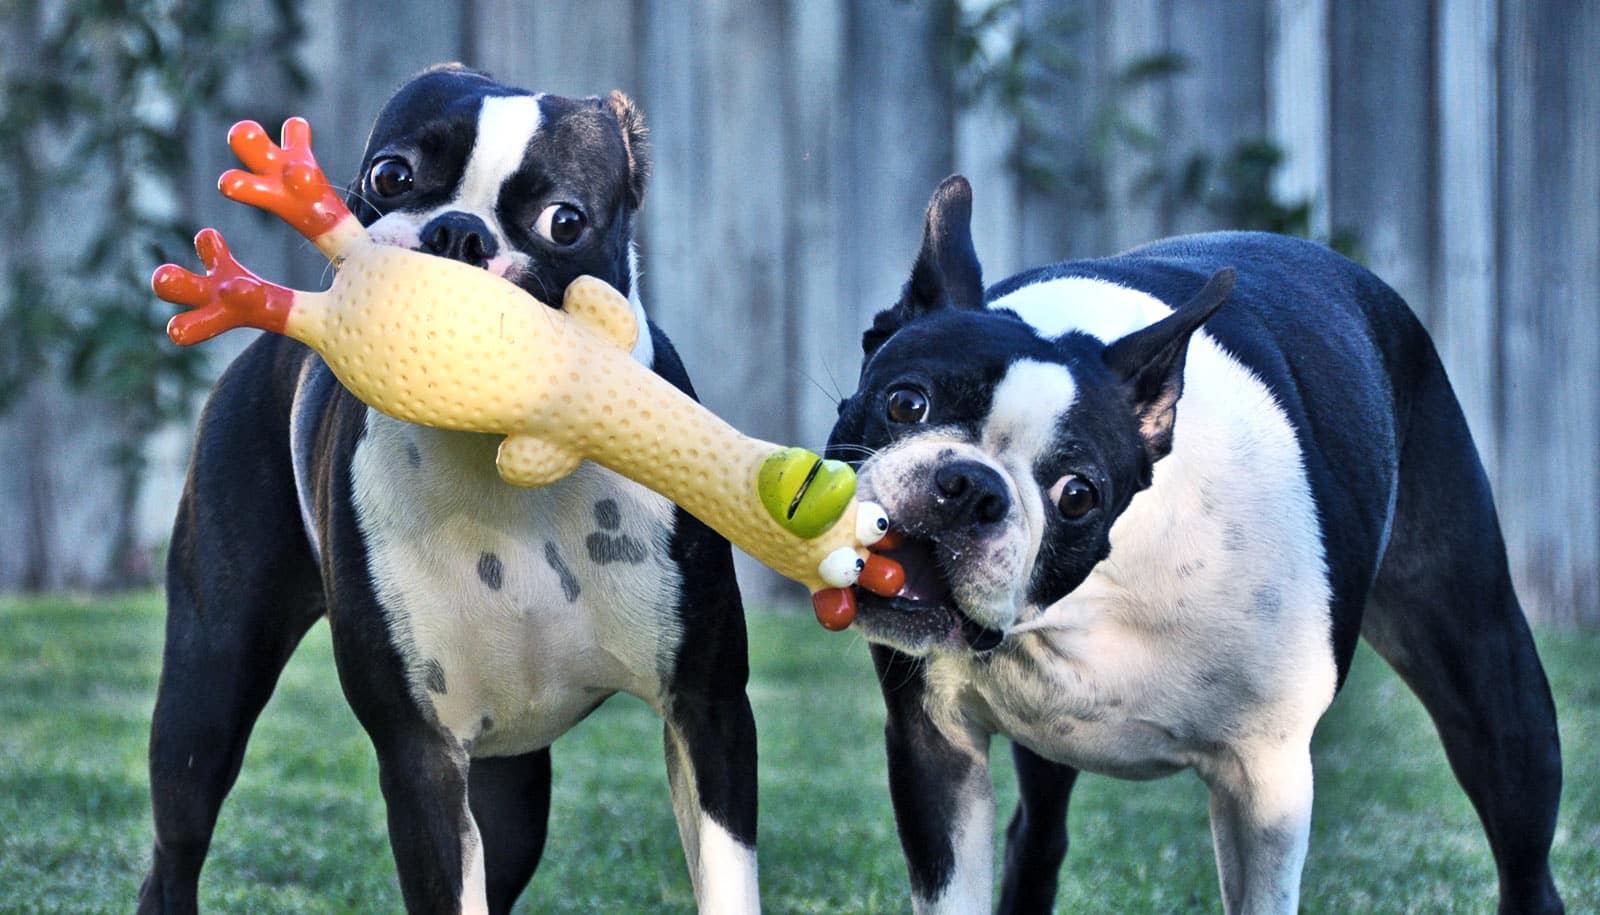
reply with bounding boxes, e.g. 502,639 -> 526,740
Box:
832,177 -> 1563,912
995,231 -> 1436,681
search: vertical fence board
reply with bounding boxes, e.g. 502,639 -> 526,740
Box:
1329,0 -> 1435,323
1434,0 -> 1501,473
841,2 -> 956,333
1498,0 -> 1600,625
636,0 -> 709,356
953,1 -> 1022,282
785,0 -> 853,452
1267,0 -> 1330,238
1165,0 -> 1269,236
1016,0 -> 1107,264
1101,0 -> 1166,251
473,1 -> 640,100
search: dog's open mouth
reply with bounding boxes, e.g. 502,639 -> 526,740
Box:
858,532 -> 1005,652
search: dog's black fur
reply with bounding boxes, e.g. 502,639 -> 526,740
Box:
829,177 -> 1564,913
140,66 -> 758,914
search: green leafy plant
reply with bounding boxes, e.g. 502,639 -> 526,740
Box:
1175,139 -> 1361,258
942,0 -> 1357,254
0,0 -> 310,587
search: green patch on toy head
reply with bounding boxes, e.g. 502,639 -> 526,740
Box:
758,447 -> 856,539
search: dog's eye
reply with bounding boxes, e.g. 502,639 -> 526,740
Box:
885,385 -> 930,424
368,158 -> 413,198
1049,474 -> 1098,519
535,203 -> 586,246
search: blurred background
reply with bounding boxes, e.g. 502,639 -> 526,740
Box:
1,0 -> 1594,626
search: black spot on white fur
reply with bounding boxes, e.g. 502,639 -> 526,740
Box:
587,499 -> 648,564
544,541 -> 581,601
1251,583 -> 1282,618
588,531 -> 648,565
405,441 -> 422,468
1223,521 -> 1247,552
424,658 -> 447,694
477,551 -> 504,590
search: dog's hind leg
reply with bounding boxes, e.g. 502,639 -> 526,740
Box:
468,749 -> 552,915
1362,356 -> 1564,914
139,339 -> 325,914
997,743 -> 1079,915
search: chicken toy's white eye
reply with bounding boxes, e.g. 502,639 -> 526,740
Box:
855,501 -> 890,546
818,547 -> 865,588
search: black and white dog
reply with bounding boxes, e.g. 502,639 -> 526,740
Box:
140,65 -> 759,914
828,177 -> 1565,914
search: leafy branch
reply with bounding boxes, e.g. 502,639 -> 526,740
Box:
0,0 -> 310,586
941,0 -> 1356,255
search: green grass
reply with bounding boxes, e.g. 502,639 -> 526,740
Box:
0,593 -> 1595,913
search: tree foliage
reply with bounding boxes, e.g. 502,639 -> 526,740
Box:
942,0 -> 1358,256
0,0 -> 309,585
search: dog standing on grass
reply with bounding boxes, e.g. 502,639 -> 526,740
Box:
140,65 -> 760,914
829,176 -> 1564,913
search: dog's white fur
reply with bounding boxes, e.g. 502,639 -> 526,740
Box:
348,97 -> 752,912
859,276 -> 1338,913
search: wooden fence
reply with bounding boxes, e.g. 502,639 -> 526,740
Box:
2,0 -> 1595,625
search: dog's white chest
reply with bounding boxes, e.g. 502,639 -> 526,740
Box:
946,280 -> 1340,775
350,414 -> 684,756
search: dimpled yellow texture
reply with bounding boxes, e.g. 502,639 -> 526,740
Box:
282,237 -> 863,593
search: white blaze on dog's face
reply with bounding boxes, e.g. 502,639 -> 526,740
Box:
342,64 -> 651,359
830,176 -> 1232,656
854,358 -> 1081,631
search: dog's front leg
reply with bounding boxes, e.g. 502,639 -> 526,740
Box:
1201,740 -> 1315,915
371,730 -> 487,914
873,647 -> 995,914
325,565 -> 486,912
662,692 -> 760,913
335,648 -> 485,914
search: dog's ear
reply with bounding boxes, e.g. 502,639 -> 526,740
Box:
1102,268 -> 1234,461
863,175 -> 985,356
606,90 -> 650,208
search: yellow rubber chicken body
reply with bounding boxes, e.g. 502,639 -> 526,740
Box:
153,118 -> 902,627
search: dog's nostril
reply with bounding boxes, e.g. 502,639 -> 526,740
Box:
932,461 -> 1009,526
935,465 -> 970,499
423,224 -> 451,254
976,493 -> 1008,524
420,212 -> 497,267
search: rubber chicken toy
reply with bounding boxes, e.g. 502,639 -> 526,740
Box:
153,118 -> 902,629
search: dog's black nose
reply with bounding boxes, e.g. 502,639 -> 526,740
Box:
420,212 -> 498,268
931,460 -> 1010,527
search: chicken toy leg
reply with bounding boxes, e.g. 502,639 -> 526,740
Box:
153,118 -> 903,628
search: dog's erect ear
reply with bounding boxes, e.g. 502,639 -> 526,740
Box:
863,175 -> 985,356
606,90 -> 650,208
909,175 -> 985,313
1102,268 -> 1235,461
